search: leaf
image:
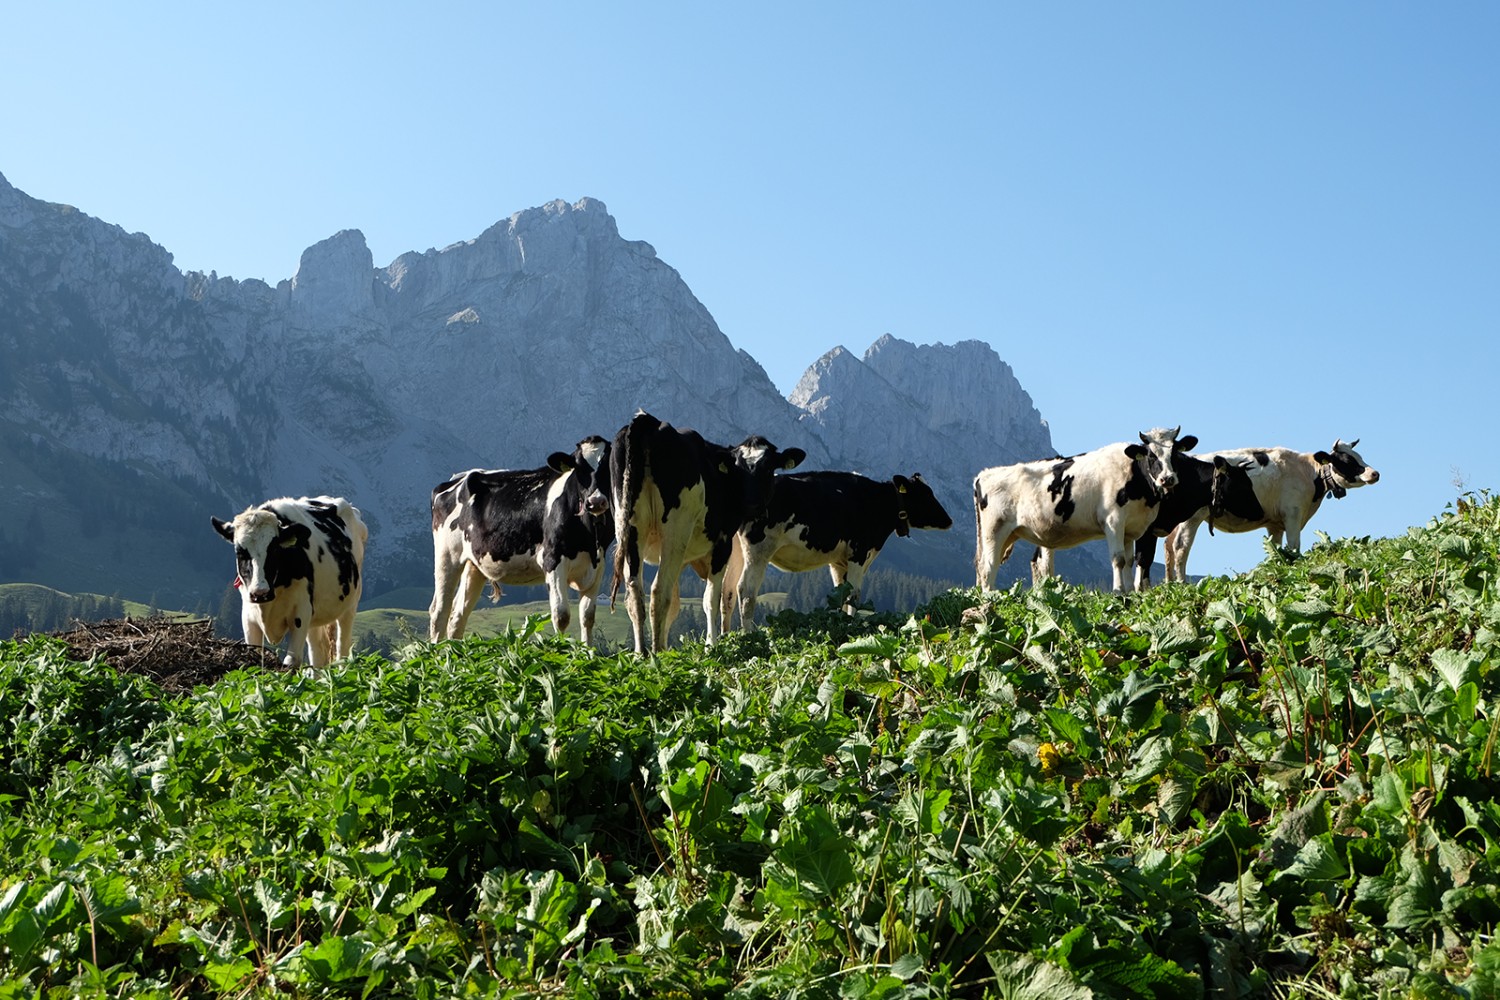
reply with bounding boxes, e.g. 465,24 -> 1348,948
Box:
1044,708 -> 1087,746
1149,617 -> 1203,656
1281,598 -> 1333,623
1281,833 -> 1349,883
986,952 -> 1094,1000
1432,648 -> 1481,692
773,805 -> 855,900
1122,734 -> 1175,786
1156,777 -> 1195,826
837,634 -> 900,658
890,952 -> 923,981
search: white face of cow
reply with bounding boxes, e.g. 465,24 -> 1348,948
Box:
1127,426 -> 1185,496
214,509 -> 287,604
731,437 -> 808,517
1320,439 -> 1380,490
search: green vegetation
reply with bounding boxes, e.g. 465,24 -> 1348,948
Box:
2,494 -> 1499,997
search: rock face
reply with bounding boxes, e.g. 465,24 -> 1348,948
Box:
0,172 -> 1104,607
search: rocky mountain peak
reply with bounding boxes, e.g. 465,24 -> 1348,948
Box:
290,229 -> 375,322
0,177 -> 1103,604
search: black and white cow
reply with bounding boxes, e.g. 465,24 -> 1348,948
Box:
724,471 -> 953,627
974,427 -> 1193,593
1150,439 -> 1380,583
429,436 -> 613,646
610,411 -> 806,653
1128,443 -> 1265,589
211,495 -> 368,668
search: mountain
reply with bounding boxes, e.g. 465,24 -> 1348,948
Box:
0,171 -> 1105,609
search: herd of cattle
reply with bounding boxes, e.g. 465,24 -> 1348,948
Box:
210,411 -> 1379,665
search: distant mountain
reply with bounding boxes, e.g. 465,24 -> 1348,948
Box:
0,171 -> 1106,608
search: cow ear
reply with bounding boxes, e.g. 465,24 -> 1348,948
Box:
546,452 -> 575,474
1176,435 -> 1198,452
212,516 -> 234,541
278,521 -> 311,548
893,475 -> 910,493
1349,438 -> 1359,448
1314,451 -> 1333,463
1124,443 -> 1147,459
780,448 -> 806,470
1212,455 -> 1229,469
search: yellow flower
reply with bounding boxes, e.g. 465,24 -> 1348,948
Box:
1038,741 -> 1062,776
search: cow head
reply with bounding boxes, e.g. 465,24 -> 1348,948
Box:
730,436 -> 807,519
1124,426 -> 1193,498
1314,439 -> 1380,495
211,508 -> 311,604
548,435 -> 613,517
892,473 -> 954,536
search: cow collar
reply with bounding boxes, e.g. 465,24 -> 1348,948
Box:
896,509 -> 910,537
1317,464 -> 1348,501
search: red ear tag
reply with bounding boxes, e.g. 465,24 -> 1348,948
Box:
234,577 -> 243,589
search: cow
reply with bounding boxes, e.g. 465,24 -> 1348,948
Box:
610,411 -> 806,653
1146,439 -> 1380,583
723,471 -> 953,627
1127,443 -> 1264,589
974,427 -> 1193,593
428,436 -> 613,646
211,495 -> 368,668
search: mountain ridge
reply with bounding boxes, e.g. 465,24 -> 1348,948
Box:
0,171 -> 1105,607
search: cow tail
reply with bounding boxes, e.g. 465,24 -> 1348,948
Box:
609,414 -> 651,608
1208,460 -> 1232,536
972,476 -> 985,581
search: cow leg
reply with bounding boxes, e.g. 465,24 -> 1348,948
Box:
333,603 -> 358,660
241,606 -> 267,649
1134,535 -> 1158,590
429,552 -> 463,641
1165,518 -> 1202,582
975,516 -> 1019,590
625,574 -> 648,654
735,547 -> 773,630
840,560 -> 866,614
1097,515 -> 1135,593
721,536 -> 748,630
578,585 -> 598,648
546,566 -> 573,639
1269,525 -> 1292,556
306,623 -> 333,668
285,605 -> 315,668
648,567 -> 684,653
1030,546 -> 1056,586
448,563 -> 488,640
648,530 -> 694,651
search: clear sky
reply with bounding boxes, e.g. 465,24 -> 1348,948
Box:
4,3 -> 1497,577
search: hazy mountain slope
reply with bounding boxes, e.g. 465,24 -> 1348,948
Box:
0,171 -> 1103,606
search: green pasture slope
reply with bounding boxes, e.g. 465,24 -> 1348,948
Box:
3,494 -> 1500,998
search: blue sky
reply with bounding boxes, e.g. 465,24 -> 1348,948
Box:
4,3 -> 1497,576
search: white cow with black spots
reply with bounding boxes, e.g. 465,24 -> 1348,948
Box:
974,427 -> 1194,592
211,495 -> 368,667
1155,439 -> 1380,582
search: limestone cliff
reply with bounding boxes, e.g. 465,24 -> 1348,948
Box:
0,171 -> 1102,605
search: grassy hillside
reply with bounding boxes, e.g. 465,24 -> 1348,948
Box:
1,492 -> 1497,997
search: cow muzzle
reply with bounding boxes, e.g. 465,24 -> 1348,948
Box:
582,491 -> 609,517
248,588 -> 275,604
